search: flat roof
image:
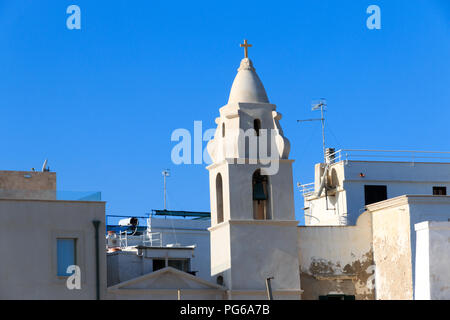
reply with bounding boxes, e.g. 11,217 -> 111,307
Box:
0,198 -> 105,204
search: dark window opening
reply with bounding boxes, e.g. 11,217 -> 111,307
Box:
319,294 -> 355,301
364,185 -> 387,205
168,259 -> 190,273
152,259 -> 165,272
433,186 -> 447,196
222,123 -> 225,137
216,275 -> 224,286
254,119 -> 261,136
216,173 -> 224,224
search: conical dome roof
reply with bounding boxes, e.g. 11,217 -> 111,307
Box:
227,58 -> 269,104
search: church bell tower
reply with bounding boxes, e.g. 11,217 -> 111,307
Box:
206,40 -> 302,299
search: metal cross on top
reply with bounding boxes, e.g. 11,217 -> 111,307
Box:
240,39 -> 252,58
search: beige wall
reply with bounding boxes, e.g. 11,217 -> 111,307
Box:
298,212 -> 375,300
369,199 -> 413,300
0,171 -> 56,200
367,196 -> 450,300
0,199 -> 106,299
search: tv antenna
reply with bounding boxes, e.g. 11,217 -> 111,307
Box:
162,169 -> 170,210
297,98 -> 327,162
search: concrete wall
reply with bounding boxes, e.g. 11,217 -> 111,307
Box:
415,221 -> 450,300
298,212 -> 375,300
0,199 -> 106,299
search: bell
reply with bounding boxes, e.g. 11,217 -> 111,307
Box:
253,181 -> 267,201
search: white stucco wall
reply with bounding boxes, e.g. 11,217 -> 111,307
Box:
415,221 -> 450,300
305,161 -> 450,226
107,247 -> 195,286
148,217 -> 211,281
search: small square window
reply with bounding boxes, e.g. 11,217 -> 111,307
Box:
433,186 -> 447,196
57,238 -> 76,276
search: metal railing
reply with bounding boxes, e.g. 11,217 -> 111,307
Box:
297,182 -> 315,197
328,149 -> 450,164
142,232 -> 163,247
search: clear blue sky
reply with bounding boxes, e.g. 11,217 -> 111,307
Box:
1,1 -> 449,223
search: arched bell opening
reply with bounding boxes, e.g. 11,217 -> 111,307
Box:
252,169 -> 271,220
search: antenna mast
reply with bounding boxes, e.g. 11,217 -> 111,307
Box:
162,169 -> 170,210
297,98 -> 327,162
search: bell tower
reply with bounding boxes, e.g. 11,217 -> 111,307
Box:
207,41 -> 302,300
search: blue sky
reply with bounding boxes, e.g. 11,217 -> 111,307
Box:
0,1 -> 449,223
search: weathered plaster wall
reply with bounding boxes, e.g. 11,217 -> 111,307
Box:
370,200 -> 413,300
368,195 -> 450,299
298,212 -> 375,300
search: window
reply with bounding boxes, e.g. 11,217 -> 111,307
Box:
254,119 -> 261,136
57,238 -> 76,276
168,259 -> 190,273
364,185 -> 387,205
433,186 -> 447,195
252,169 -> 270,220
153,259 -> 166,272
216,173 -> 224,224
222,123 -> 225,137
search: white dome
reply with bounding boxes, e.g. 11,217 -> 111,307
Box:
227,58 -> 269,104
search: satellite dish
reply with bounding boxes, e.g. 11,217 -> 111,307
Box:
41,159 -> 49,172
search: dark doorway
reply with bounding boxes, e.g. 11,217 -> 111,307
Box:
364,185 -> 387,205
319,294 -> 355,300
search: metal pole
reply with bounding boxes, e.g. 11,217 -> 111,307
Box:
92,220 -> 101,300
164,174 -> 166,210
265,277 -> 274,300
162,169 -> 170,210
321,104 -> 326,163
